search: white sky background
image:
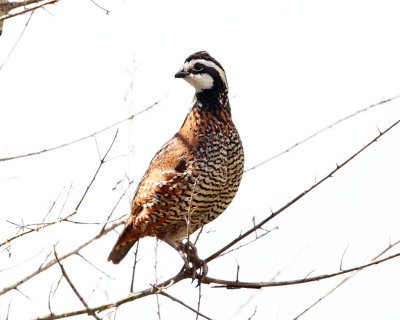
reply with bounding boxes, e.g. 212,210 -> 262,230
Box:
1,0 -> 400,319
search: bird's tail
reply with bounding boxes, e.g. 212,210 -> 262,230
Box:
107,240 -> 136,264
107,225 -> 138,264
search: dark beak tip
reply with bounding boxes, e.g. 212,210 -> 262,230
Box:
175,71 -> 189,78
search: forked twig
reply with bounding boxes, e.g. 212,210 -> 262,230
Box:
202,249 -> 400,289
54,248 -> 101,320
0,130 -> 119,248
0,218 -> 124,296
292,240 -> 400,319
33,271 -> 188,319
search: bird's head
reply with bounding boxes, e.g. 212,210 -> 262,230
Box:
175,51 -> 228,93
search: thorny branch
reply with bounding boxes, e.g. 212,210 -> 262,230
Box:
0,130 -> 119,248
201,248 -> 400,289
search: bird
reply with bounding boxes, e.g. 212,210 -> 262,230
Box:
107,51 -> 244,278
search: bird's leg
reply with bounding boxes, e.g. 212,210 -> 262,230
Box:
164,239 -> 208,283
163,238 -> 190,270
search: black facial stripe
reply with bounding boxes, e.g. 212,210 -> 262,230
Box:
185,51 -> 225,73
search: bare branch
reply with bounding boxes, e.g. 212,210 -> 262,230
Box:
158,291 -> 213,320
245,95 -> 400,172
0,218 -> 124,296
0,9 -> 33,69
0,101 -> 158,162
54,248 -> 101,320
218,226 -> 277,258
88,0 -> 110,14
248,306 -> 257,320
292,239 -> 400,319
32,270 -> 188,320
33,245 -> 400,319
5,299 -> 11,320
339,244 -> 349,271
154,240 -> 162,320
196,283 -> 202,320
130,241 -> 140,293
202,249 -> 400,289
76,253 -> 115,280
100,178 -> 134,233
0,0 -> 58,22
0,131 -> 119,248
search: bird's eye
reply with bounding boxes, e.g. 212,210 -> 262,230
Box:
192,63 -> 204,72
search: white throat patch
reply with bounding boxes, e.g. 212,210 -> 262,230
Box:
184,73 -> 214,92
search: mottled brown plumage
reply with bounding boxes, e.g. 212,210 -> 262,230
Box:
108,51 -> 244,269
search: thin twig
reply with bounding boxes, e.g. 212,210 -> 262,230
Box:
193,227 -> 203,246
0,101 -> 158,162
100,178 -> 134,234
0,0 -> 58,22
0,218 -> 124,296
42,185 -> 66,223
30,233 -> 400,318
196,283 -> 202,320
0,10 -> 34,69
245,95 -> 400,172
33,245 -> 400,319
5,299 -> 11,320
292,239 -> 400,319
158,291 -> 213,320
218,227 -> 277,258
202,249 -> 400,289
130,241 -> 140,293
0,130 -> 119,248
76,253 -> 115,280
248,306 -> 257,320
154,240 -> 162,320
339,244 -> 349,271
88,0 -> 110,14
54,248 -> 101,320
33,270 -> 188,319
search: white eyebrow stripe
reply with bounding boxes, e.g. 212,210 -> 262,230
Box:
183,59 -> 228,88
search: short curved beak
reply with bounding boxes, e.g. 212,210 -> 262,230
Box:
174,70 -> 190,78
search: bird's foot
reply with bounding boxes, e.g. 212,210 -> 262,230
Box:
178,241 -> 208,284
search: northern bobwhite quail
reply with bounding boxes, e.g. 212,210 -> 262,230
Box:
108,51 -> 244,277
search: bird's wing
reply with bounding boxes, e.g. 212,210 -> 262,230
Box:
108,134 -> 195,263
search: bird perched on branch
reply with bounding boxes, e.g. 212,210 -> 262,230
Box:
108,51 -> 244,279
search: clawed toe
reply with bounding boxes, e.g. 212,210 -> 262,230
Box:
178,241 -> 208,283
